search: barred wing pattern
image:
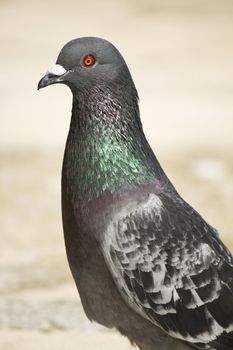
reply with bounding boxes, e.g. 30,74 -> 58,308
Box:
102,193 -> 233,349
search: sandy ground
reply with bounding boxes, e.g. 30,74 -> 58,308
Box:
1,0 -> 233,349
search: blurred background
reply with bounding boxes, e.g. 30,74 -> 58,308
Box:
0,0 -> 233,349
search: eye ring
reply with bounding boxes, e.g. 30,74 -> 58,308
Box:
83,54 -> 95,67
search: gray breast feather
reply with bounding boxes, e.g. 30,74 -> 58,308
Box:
102,193 -> 233,347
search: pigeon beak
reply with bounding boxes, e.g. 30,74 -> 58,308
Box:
38,64 -> 67,90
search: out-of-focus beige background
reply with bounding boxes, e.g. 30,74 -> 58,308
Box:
1,1 -> 233,349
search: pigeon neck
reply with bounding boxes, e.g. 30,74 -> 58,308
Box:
63,86 -> 169,203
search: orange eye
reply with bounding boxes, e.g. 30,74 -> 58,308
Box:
83,54 -> 95,67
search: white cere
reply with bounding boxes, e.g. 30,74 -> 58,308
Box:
46,64 -> 67,76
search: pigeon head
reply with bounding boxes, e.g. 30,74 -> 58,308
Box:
38,37 -> 136,95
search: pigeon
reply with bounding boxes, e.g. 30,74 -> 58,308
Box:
38,37 -> 233,350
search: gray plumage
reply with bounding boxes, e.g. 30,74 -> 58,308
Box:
38,37 -> 233,350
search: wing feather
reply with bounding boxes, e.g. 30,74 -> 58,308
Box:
102,193 -> 233,349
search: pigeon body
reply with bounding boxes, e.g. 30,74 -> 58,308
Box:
38,37 -> 233,350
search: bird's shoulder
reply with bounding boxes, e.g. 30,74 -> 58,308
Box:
101,191 -> 233,348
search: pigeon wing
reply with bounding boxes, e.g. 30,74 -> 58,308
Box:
102,193 -> 233,348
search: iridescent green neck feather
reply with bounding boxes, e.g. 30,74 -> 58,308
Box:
62,82 -> 169,203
